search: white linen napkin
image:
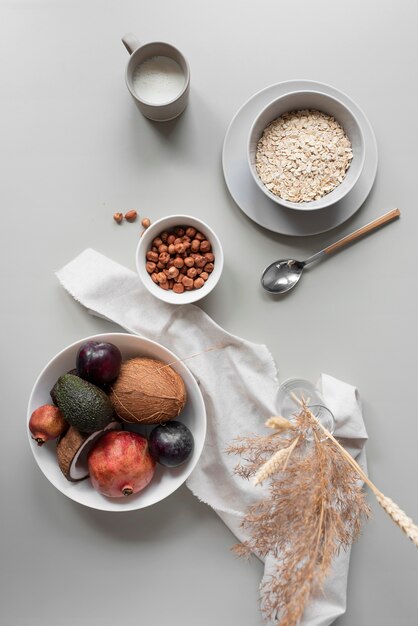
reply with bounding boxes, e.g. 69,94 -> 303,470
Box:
56,248 -> 368,626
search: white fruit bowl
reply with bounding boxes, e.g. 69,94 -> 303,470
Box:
27,332 -> 207,512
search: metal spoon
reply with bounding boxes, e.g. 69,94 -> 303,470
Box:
261,208 -> 400,294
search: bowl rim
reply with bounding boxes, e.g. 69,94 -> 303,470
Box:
27,332 -> 207,512
136,214 -> 224,305
247,88 -> 366,212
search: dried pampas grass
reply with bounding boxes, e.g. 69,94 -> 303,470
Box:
227,400 -> 418,626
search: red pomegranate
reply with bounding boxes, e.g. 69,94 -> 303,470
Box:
29,404 -> 68,446
88,431 -> 156,497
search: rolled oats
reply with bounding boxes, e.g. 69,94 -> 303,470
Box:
255,109 -> 353,203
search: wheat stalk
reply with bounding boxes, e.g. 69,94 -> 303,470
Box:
294,397 -> 418,549
376,493 -> 418,547
253,436 -> 299,486
265,415 -> 295,432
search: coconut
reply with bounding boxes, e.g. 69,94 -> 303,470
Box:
56,422 -> 121,481
109,357 -> 187,424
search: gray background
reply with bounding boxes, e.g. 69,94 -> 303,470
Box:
2,1 -> 418,624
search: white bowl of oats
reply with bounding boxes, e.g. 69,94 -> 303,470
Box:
248,89 -> 365,211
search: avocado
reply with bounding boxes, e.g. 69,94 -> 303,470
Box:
51,374 -> 113,433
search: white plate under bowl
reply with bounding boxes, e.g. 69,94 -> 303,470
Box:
27,333 -> 207,512
222,79 -> 378,236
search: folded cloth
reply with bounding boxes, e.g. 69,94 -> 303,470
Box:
56,248 -> 368,626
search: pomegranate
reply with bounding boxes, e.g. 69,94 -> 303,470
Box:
88,431 -> 156,497
29,404 -> 68,446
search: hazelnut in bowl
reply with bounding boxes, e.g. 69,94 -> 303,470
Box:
136,214 -> 224,304
248,89 -> 365,211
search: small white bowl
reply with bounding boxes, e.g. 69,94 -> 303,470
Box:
136,214 -> 223,304
27,333 -> 207,512
248,89 -> 365,211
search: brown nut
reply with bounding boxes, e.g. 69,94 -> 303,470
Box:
146,261 -> 156,274
174,227 -> 185,236
194,277 -> 205,289
190,240 -> 200,253
184,257 -> 195,268
157,261 -> 165,269
151,272 -> 159,284
204,252 -> 215,262
187,267 -> 197,278
195,255 -> 207,268
167,234 -> 176,245
146,251 -> 159,263
199,240 -> 211,253
173,282 -> 185,294
159,281 -> 169,290
125,210 -> 137,222
195,232 -> 205,241
160,231 -> 169,242
156,272 -> 167,284
153,237 -> 163,248
158,244 -> 168,254
113,212 -> 123,224
173,256 -> 184,269
174,243 -> 186,255
182,276 -> 194,288
185,227 -> 196,238
174,273 -> 183,283
200,271 -> 209,281
204,262 -> 214,273
159,252 -> 170,265
168,279 -> 174,289
168,243 -> 176,255
141,217 -> 151,229
167,266 -> 179,279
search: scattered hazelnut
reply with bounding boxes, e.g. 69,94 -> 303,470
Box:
125,210 -> 137,222
141,217 -> 151,229
113,212 -> 123,224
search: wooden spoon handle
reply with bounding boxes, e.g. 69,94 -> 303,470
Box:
324,209 -> 401,255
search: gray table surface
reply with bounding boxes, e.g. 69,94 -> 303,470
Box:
2,1 -> 418,624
